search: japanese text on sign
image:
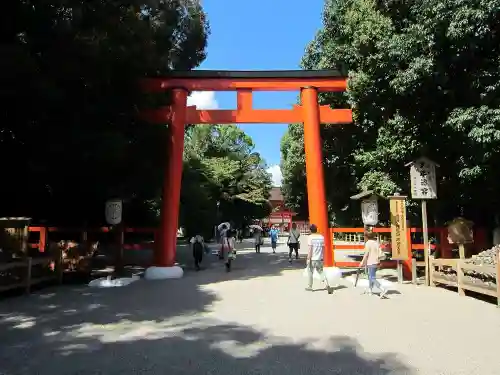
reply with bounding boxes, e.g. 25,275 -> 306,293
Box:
390,197 -> 409,260
410,158 -> 437,199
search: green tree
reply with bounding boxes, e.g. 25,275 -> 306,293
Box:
181,125 -> 272,237
282,0 -> 500,227
1,0 -> 209,225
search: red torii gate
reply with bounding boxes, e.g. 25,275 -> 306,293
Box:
141,70 -> 352,279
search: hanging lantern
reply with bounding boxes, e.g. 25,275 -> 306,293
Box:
105,199 -> 123,225
361,195 -> 379,226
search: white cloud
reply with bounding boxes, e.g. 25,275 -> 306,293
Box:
266,165 -> 283,187
187,91 -> 218,109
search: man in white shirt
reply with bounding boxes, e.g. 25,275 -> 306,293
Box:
306,224 -> 333,293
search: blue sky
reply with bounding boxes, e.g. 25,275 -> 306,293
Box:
187,0 -> 324,185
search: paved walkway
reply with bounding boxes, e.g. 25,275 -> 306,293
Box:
1,240 -> 499,375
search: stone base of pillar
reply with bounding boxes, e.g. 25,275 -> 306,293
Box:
324,266 -> 343,288
144,265 -> 183,280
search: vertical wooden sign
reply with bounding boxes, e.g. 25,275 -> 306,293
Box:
389,196 -> 409,260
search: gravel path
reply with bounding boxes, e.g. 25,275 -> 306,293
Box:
0,239 -> 499,375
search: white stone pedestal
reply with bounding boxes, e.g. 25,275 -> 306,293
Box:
144,265 -> 183,280
323,266 -> 343,287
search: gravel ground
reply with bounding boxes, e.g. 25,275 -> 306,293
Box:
0,239 -> 499,375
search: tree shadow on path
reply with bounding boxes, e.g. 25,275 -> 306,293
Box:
1,318 -> 414,375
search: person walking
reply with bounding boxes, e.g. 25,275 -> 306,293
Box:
190,234 -> 205,271
306,224 -> 333,294
253,228 -> 262,253
269,226 -> 279,253
218,224 -> 228,260
222,229 -> 236,272
359,230 -> 388,298
287,223 -> 301,262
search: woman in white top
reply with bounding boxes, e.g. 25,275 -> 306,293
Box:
359,230 -> 388,298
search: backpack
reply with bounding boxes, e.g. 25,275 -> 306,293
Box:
193,239 -> 203,255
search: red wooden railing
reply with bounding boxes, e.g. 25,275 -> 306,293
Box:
28,226 -> 158,252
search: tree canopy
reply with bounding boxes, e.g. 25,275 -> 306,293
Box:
282,0 -> 500,227
181,125 -> 272,238
2,1 -> 273,232
2,0 -> 210,225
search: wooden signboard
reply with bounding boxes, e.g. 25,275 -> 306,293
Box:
409,157 -> 438,199
389,196 -> 409,260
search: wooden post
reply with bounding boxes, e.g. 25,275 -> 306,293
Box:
115,224 -> 125,276
458,243 -> 466,260
82,226 -> 89,255
496,250 -> 500,308
457,259 -> 465,296
422,200 -> 430,286
429,256 -> 435,286
56,244 -> 63,284
411,258 -> 417,284
39,226 -> 47,253
25,257 -> 32,294
388,195 -> 411,280
21,224 -> 29,256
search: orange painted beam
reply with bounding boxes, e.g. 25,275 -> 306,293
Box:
141,77 -> 347,92
142,106 -> 352,125
237,89 -> 253,111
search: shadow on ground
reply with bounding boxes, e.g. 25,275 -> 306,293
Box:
0,313 -> 413,374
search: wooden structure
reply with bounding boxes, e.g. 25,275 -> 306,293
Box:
0,218 -> 62,294
263,187 -> 296,230
0,257 -> 62,294
141,70 -> 352,269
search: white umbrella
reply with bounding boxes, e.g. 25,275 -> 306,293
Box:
218,222 -> 231,231
249,224 -> 263,231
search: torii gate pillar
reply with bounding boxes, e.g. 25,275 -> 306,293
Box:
302,87 -> 333,267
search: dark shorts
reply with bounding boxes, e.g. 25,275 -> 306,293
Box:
271,240 -> 277,248
288,242 -> 299,250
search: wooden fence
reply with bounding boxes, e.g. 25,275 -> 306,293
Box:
0,257 -> 62,294
330,227 -> 488,280
429,254 -> 500,307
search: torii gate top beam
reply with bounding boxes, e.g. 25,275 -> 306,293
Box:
141,69 -> 347,92
140,69 -> 352,124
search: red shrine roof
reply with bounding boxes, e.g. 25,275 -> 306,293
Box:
269,187 -> 283,202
